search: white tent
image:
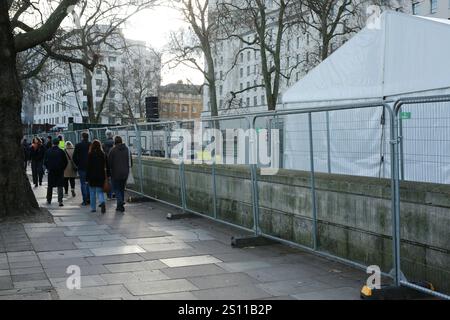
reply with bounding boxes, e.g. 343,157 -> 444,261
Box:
281,11 -> 450,183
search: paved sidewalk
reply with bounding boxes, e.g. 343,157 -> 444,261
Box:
0,176 -> 367,300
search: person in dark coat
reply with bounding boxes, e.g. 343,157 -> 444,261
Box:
30,137 -> 46,187
102,130 -> 115,199
108,136 -> 132,213
44,138 -> 68,206
73,132 -> 91,206
45,136 -> 52,150
86,140 -> 107,214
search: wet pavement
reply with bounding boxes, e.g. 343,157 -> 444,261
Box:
0,173 -> 367,300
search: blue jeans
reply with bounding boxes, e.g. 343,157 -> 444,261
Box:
78,170 -> 90,203
113,179 -> 126,207
89,187 -> 105,211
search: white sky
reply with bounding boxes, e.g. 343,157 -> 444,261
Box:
122,6 -> 204,86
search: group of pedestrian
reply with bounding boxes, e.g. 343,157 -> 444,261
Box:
23,130 -> 131,213
76,131 -> 132,213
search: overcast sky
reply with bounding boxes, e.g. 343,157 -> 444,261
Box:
122,6 -> 204,86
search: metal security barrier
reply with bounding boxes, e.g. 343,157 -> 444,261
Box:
394,94 -> 450,300
28,96 -> 450,300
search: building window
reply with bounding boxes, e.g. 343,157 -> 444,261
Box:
109,56 -> 116,62
430,0 -> 437,13
96,79 -> 102,86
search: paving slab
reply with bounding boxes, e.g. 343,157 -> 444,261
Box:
160,255 -> 222,268
139,249 -> 201,261
130,292 -> 199,300
74,240 -> 127,249
44,264 -> 109,278
11,272 -> 48,282
89,245 -> 146,257
13,279 -> 52,289
64,230 -> 110,237
56,284 -> 132,300
77,235 -> 126,242
124,279 -> 198,296
217,261 -> 272,273
0,276 -> 13,290
104,260 -> 166,273
139,243 -> 194,253
292,286 -> 360,300
161,264 -> 227,279
192,284 -> 273,300
244,264 -> 322,283
49,275 -> 108,289
37,249 -> 93,260
188,272 -> 257,290
0,270 -> 10,277
10,267 -> 44,276
86,254 -> 144,265
101,270 -> 169,285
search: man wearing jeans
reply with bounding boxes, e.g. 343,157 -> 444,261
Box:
44,139 -> 68,206
108,136 -> 132,212
73,132 -> 91,206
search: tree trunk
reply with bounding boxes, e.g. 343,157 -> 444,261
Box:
84,67 -> 96,123
0,3 -> 39,217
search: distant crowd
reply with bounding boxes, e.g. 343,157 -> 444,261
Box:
22,131 -> 132,213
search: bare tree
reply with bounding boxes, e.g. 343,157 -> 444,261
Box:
216,0 -> 299,111
0,0 -> 82,217
0,0 -> 156,217
168,0 -> 219,116
295,0 -> 362,67
112,41 -> 161,124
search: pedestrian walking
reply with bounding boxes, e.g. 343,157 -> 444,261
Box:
108,136 -> 132,213
44,138 -> 68,206
45,136 -> 52,150
102,130 -> 115,200
73,132 -> 91,206
86,140 -> 107,214
30,137 -> 45,187
64,141 -> 77,197
58,135 -> 65,150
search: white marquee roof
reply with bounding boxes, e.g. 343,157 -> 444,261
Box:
283,11 -> 450,105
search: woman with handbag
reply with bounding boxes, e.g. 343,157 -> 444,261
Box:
64,141 -> 77,197
86,140 -> 107,214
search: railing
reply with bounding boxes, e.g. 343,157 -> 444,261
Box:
25,95 -> 450,300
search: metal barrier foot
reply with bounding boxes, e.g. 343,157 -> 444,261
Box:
360,282 -> 438,300
166,212 -> 198,220
231,235 -> 278,248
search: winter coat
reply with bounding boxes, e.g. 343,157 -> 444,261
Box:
86,151 -> 107,188
30,144 -> 45,162
73,140 -> 91,171
102,139 -> 114,156
44,146 -> 68,188
102,138 -> 114,177
64,146 -> 78,178
108,144 -> 131,181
